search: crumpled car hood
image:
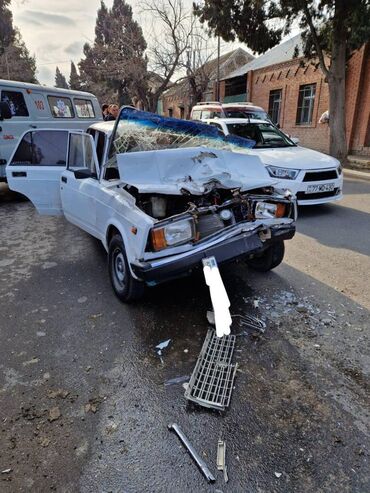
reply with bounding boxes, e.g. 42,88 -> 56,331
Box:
117,146 -> 276,195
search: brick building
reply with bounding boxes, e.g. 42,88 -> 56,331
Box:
160,48 -> 253,119
219,34 -> 369,156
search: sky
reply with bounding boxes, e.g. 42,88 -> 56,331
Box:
11,0 -> 253,87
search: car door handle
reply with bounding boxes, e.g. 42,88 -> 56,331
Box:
61,176 -> 67,183
12,171 -> 27,177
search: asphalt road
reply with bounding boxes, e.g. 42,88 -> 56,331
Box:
0,176 -> 369,493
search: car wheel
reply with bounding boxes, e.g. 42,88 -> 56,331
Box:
108,234 -> 145,302
246,240 -> 285,272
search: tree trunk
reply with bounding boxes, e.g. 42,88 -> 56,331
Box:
328,10 -> 348,162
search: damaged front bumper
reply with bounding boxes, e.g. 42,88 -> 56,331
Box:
131,222 -> 295,285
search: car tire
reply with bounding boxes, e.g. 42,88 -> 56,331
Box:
246,240 -> 285,272
108,234 -> 145,302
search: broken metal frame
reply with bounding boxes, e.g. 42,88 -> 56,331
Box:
168,423 -> 216,483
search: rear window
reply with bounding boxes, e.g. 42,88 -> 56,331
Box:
48,96 -> 74,118
74,98 -> 95,118
191,109 -> 201,120
1,90 -> 29,117
10,130 -> 68,166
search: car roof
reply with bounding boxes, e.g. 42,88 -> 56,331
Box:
0,79 -> 98,99
192,103 -> 265,112
88,121 -> 115,134
204,118 -> 270,125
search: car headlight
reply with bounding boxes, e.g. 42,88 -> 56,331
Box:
255,202 -> 286,219
266,165 -> 299,180
151,218 -> 195,251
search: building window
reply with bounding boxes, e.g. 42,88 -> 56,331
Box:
168,108 -> 173,117
296,83 -> 316,125
268,89 -> 282,125
225,76 -> 246,97
179,106 -> 184,119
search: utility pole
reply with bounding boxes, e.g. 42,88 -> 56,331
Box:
216,35 -> 220,101
5,52 -> 10,80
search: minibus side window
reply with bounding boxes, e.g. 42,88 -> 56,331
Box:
74,99 -> 95,118
47,96 -> 74,118
1,91 -> 29,117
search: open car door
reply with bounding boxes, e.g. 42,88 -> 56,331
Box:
6,129 -> 69,215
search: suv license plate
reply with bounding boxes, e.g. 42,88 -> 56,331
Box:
306,183 -> 335,194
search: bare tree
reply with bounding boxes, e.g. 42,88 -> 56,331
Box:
137,0 -> 194,112
182,27 -> 217,109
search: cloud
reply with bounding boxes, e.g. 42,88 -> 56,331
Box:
37,66 -> 53,84
19,10 -> 76,26
65,41 -> 83,56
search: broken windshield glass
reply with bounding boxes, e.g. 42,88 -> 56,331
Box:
109,107 -> 256,158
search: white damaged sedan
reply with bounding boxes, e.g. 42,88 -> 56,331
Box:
204,118 -> 343,205
6,108 -> 297,302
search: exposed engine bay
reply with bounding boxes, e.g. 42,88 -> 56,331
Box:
126,185 -> 295,252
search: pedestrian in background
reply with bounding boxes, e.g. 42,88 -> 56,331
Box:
106,104 -> 119,121
102,103 -> 109,121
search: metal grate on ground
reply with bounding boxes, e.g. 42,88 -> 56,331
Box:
184,329 -> 237,411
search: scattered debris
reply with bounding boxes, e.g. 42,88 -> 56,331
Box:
232,314 -> 266,333
47,389 -> 70,399
253,299 -> 259,308
38,437 -> 51,447
168,423 -> 215,483
183,348 -> 189,353
89,313 -> 102,320
85,396 -> 104,414
1,469 -> 12,474
207,310 -> 215,325
185,329 -> 237,411
77,296 -> 87,304
274,472 -> 282,478
48,406 -> 61,422
164,375 -> 190,387
155,339 -> 171,357
217,440 -> 228,482
203,257 -> 232,338
22,357 -> 39,366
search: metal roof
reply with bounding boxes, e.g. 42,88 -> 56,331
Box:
222,33 -> 303,80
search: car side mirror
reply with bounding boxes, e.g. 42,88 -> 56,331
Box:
291,137 -> 300,145
73,168 -> 96,179
0,102 -> 12,120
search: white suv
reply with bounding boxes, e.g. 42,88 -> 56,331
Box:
204,118 -> 343,206
190,102 -> 270,122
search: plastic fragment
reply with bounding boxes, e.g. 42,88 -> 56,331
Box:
164,375 -> 190,387
155,339 -> 171,356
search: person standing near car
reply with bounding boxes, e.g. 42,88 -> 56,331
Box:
106,104 -> 119,121
102,103 -> 110,120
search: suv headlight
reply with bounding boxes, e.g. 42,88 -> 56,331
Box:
255,202 -> 286,219
266,165 -> 299,180
151,218 -> 195,251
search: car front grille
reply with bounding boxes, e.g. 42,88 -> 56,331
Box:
303,170 -> 338,182
296,188 -> 340,201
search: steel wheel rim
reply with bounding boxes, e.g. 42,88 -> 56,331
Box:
113,249 -> 126,287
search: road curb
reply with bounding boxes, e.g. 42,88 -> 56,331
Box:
344,168 -> 370,181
